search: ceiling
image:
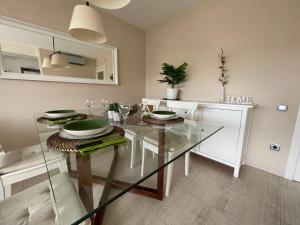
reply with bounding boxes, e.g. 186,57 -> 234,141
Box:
103,0 -> 201,30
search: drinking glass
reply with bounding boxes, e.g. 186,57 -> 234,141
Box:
120,104 -> 130,124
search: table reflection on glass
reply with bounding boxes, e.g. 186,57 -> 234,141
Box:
34,108 -> 223,225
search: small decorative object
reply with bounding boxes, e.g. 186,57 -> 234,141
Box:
158,62 -> 188,100
218,48 -> 229,102
226,96 -> 252,104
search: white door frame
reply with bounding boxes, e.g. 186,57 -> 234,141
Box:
285,104 -> 300,180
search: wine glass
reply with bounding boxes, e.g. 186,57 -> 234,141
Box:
101,99 -> 109,114
137,102 -> 145,117
85,98 -> 95,115
137,102 -> 142,112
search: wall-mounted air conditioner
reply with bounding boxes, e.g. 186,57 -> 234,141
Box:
64,53 -> 86,66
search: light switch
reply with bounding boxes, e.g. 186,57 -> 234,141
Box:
277,104 -> 288,112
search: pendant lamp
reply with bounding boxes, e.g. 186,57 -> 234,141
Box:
88,0 -> 131,9
51,53 -> 68,68
42,57 -> 52,68
69,2 -> 107,44
42,37 -> 68,69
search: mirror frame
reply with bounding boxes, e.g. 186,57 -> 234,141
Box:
0,16 -> 118,85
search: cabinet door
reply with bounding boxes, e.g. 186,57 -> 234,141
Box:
199,108 -> 242,164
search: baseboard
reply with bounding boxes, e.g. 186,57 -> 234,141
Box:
244,160 -> 284,177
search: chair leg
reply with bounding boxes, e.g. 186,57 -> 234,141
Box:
141,143 -> 146,177
70,153 -> 77,171
59,158 -> 68,173
165,162 -> 173,197
233,164 -> 240,178
130,136 -> 137,169
4,184 -> 11,199
185,152 -> 190,176
0,180 -> 4,201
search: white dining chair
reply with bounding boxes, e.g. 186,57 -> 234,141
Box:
0,143 -> 67,200
125,98 -> 161,168
0,172 -> 89,225
141,100 -> 198,196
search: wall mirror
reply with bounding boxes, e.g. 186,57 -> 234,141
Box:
0,16 -> 118,85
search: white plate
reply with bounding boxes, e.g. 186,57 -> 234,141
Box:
151,113 -> 176,120
60,126 -> 114,140
150,114 -> 179,120
45,110 -> 78,119
64,125 -> 109,136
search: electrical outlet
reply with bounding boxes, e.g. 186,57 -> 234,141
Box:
270,143 -> 280,151
277,104 -> 288,112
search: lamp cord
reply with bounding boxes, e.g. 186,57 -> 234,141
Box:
52,36 -> 56,53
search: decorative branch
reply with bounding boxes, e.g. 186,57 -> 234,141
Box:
218,48 -> 228,87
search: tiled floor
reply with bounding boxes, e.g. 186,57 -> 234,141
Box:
102,154 -> 300,225
10,153 -> 300,225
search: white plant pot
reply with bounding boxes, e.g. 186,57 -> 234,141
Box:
166,88 -> 178,100
113,112 -> 120,122
108,111 -> 114,119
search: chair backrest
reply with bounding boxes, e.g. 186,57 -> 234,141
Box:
142,98 -> 160,112
167,100 -> 198,120
0,146 -> 21,169
166,119 -> 197,140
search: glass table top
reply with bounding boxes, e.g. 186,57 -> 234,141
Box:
34,108 -> 223,225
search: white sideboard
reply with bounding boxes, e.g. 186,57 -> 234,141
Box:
161,100 -> 254,178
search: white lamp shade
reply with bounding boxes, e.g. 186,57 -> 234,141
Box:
69,5 -> 107,44
51,53 -> 67,68
42,58 -> 52,68
88,0 -> 131,9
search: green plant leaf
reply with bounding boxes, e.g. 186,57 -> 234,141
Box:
158,62 -> 188,87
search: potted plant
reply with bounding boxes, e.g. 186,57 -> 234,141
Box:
107,103 -> 114,120
158,62 -> 188,100
112,102 -> 121,122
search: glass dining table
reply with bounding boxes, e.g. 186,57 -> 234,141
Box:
34,108 -> 223,225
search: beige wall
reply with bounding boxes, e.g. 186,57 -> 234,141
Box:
146,0 -> 300,176
0,0 -> 145,149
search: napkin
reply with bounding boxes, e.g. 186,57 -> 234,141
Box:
48,117 -> 73,125
76,133 -> 127,154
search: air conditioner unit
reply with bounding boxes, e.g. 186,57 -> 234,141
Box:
64,53 -> 86,66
